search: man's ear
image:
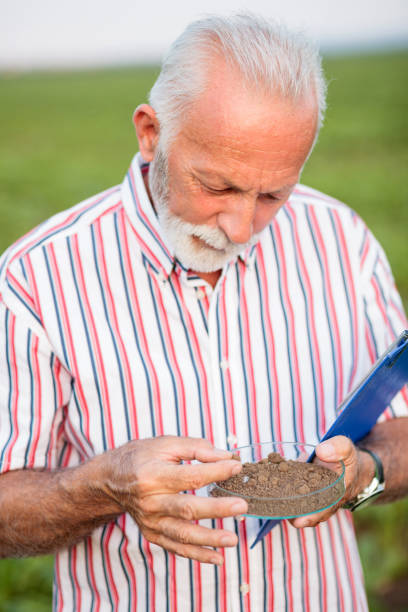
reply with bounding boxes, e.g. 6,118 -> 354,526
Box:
132,104 -> 160,162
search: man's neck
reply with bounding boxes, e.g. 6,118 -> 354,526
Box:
195,270 -> 222,289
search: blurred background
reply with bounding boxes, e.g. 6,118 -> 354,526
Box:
0,1 -> 407,610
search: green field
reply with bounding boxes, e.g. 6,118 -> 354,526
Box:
0,52 -> 407,611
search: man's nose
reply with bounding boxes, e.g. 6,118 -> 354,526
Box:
217,197 -> 256,244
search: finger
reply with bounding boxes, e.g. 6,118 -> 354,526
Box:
155,435 -> 235,463
141,492 -> 248,520
144,529 -> 225,565
290,494 -> 346,529
315,436 -> 355,466
154,516 -> 239,549
153,459 -> 243,493
194,445 -> 237,463
290,507 -> 335,529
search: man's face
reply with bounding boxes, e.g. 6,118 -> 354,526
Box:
149,67 -> 318,273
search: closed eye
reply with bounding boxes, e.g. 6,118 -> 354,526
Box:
261,193 -> 283,202
200,178 -> 290,201
202,183 -> 232,195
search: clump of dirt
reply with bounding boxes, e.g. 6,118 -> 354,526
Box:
211,452 -> 344,517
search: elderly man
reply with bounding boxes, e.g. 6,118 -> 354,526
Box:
0,13 -> 407,612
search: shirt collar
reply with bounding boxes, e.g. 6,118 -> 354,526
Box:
121,153 -> 258,279
121,153 -> 175,277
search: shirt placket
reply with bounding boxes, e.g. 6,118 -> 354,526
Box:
206,269 -> 234,451
173,264 -> 248,610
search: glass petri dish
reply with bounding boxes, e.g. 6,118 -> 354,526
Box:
208,441 -> 345,520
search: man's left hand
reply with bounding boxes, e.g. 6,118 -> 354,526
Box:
290,435 -> 374,529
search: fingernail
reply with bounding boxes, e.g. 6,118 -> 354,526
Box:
319,441 -> 335,459
212,556 -> 224,566
213,447 -> 230,455
231,463 -> 242,475
220,535 -> 236,546
231,501 -> 247,513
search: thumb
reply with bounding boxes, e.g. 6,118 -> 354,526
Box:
315,436 -> 355,466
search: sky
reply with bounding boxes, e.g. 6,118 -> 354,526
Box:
1,0 -> 408,70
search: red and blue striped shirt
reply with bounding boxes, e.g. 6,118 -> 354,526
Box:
0,153 -> 407,611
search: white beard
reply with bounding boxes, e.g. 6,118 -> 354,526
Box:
148,146 -> 258,273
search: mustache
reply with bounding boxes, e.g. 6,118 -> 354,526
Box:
182,222 -> 235,251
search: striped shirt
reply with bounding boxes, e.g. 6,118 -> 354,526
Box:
0,153 -> 407,611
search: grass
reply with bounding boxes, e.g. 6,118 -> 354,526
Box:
303,52 -> 408,304
0,51 -> 407,610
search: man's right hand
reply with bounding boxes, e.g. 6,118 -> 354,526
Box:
0,435 -> 247,562
95,435 -> 248,565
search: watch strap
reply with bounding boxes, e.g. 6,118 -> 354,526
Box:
343,446 -> 385,511
358,447 -> 384,484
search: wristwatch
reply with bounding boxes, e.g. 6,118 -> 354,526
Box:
343,447 -> 385,512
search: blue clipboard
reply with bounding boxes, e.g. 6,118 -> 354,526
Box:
252,330 -> 408,548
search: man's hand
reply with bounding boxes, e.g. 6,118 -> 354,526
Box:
97,436 -> 248,565
0,435 -> 247,560
290,435 -> 375,529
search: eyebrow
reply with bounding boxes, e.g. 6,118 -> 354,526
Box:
195,169 -> 295,195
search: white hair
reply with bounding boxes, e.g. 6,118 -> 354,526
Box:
149,13 -> 327,148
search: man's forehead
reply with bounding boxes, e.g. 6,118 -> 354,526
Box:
181,82 -> 318,155
185,59 -> 317,131
177,90 -> 318,170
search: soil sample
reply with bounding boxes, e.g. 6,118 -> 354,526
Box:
211,452 -> 345,517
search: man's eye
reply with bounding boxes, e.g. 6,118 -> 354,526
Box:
263,193 -> 281,202
204,185 -> 230,194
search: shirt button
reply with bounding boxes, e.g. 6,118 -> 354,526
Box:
196,288 -> 206,300
158,271 -> 167,284
219,358 -> 229,371
240,583 -> 250,595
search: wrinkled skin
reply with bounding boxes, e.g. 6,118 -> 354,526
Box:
99,436 -> 248,564
290,435 -> 374,529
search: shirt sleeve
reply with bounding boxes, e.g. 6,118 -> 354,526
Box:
0,257 -> 72,473
358,219 -> 408,419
